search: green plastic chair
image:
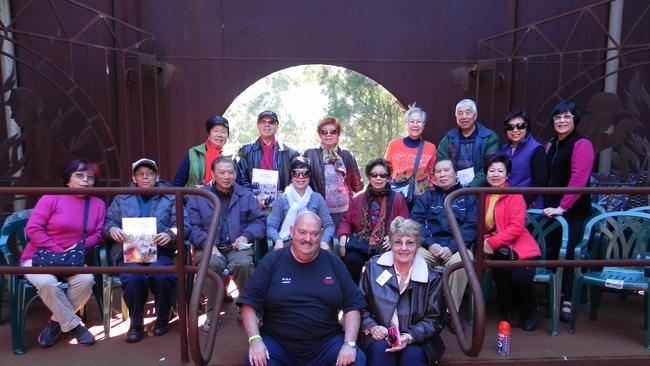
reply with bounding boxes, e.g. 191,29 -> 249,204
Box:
97,242 -> 128,339
629,206 -> 650,214
0,209 -> 33,326
568,211 -> 650,349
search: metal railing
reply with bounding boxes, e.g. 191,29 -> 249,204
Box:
0,187 -> 222,366
443,186 -> 650,357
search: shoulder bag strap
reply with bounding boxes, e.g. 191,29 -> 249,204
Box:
408,140 -> 425,192
81,197 -> 90,244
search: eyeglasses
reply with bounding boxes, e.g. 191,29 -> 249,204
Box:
135,172 -> 157,178
368,172 -> 389,179
72,172 -> 96,181
504,122 -> 527,132
319,129 -> 338,136
291,169 -> 311,178
257,119 -> 278,126
552,113 -> 574,122
392,240 -> 417,249
456,110 -> 475,117
407,120 -> 425,125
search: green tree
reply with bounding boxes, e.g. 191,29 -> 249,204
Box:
317,67 -> 404,172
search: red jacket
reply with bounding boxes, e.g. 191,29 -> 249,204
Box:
484,191 -> 540,260
337,191 -> 409,237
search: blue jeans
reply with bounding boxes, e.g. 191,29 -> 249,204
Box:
246,333 -> 366,366
119,254 -> 177,326
366,340 -> 428,366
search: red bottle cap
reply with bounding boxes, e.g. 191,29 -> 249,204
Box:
498,321 -> 511,334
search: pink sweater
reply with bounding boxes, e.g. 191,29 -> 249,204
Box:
21,195 -> 106,263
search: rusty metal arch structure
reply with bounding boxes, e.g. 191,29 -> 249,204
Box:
474,0 -> 650,132
0,0 -> 158,188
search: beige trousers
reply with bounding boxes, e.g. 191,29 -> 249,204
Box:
417,247 -> 474,312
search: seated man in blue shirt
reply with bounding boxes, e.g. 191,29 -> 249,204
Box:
239,211 -> 366,366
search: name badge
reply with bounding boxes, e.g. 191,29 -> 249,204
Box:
375,270 -> 393,286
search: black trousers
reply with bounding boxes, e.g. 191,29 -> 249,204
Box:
493,262 -> 537,320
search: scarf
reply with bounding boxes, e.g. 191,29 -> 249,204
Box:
204,139 -> 223,185
323,146 -> 347,176
359,184 -> 391,246
485,193 -> 499,234
278,184 -> 313,240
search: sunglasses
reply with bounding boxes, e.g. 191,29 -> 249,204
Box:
319,129 -> 338,136
291,170 -> 311,178
368,172 -> 389,179
504,122 -> 527,132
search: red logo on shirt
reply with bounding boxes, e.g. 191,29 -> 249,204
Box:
323,276 -> 335,285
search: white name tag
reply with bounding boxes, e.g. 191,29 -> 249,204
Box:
376,270 -> 393,286
604,278 -> 624,289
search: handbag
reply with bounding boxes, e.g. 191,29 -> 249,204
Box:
493,246 -> 518,260
389,140 -> 424,204
32,197 -> 90,267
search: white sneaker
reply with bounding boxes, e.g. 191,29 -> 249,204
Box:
201,319 -> 210,332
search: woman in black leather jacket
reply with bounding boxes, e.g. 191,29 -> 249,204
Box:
359,217 -> 445,366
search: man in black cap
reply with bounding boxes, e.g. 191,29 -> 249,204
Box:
236,110 -> 299,210
173,115 -> 230,187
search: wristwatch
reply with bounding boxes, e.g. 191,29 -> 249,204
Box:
344,341 -> 357,348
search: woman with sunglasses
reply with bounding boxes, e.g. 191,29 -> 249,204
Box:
20,159 -> 105,348
543,101 -> 594,322
267,156 -> 335,250
337,158 -> 409,284
303,116 -> 363,230
501,109 -> 548,208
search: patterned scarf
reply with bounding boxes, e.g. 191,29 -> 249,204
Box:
359,184 -> 391,246
323,146 -> 347,175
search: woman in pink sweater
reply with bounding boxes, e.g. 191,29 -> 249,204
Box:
20,159 -> 106,348
483,154 -> 541,331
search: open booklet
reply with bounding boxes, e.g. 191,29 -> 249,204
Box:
252,168 -> 279,209
122,217 -> 157,263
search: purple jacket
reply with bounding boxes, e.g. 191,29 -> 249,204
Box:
187,183 -> 265,249
502,134 -> 548,209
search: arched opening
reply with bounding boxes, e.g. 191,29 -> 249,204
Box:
223,65 -> 405,171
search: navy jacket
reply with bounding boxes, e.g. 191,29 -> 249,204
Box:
187,183 -> 265,249
410,181 -> 477,253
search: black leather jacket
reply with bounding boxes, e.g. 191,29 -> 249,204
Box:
359,252 -> 445,364
236,138 -> 299,192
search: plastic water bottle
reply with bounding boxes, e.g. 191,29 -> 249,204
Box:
497,321 -> 511,356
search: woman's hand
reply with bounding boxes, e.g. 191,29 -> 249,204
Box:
543,206 -> 565,217
274,240 -> 284,251
385,333 -> 413,352
109,227 -> 128,243
483,239 -> 494,255
320,241 -> 330,251
339,236 -> 347,257
369,325 -> 389,340
153,233 -> 171,246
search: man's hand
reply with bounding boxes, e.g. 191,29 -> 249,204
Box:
248,338 -> 269,366
273,239 -> 284,251
385,333 -> 412,352
429,244 -> 452,262
483,239 -> 494,255
109,227 -> 128,243
369,325 -> 388,341
320,241 -> 330,251
232,236 -> 248,251
153,233 -> 171,246
336,343 -> 356,366
211,245 -> 223,257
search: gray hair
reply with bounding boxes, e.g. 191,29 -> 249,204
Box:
389,216 -> 423,247
404,103 -> 427,124
455,99 -> 478,115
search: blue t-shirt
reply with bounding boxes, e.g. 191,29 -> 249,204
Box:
238,247 -> 367,357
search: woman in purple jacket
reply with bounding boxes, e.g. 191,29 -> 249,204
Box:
501,109 -> 548,208
20,159 -> 106,348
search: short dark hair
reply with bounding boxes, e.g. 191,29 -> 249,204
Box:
434,159 -> 456,173
365,158 -> 392,178
550,101 -> 581,125
61,159 -> 100,186
483,153 -> 512,175
503,109 -> 532,133
289,156 -> 311,172
210,155 -> 236,172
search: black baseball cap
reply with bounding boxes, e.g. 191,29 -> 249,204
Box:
257,110 -> 279,124
205,115 -> 230,135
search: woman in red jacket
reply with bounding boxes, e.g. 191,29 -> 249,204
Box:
483,154 -> 541,331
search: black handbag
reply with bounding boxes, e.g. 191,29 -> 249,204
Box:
32,197 -> 90,267
493,246 -> 518,260
389,140 -> 424,205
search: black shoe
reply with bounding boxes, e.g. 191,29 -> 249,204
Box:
223,294 -> 234,303
153,319 -> 170,336
71,324 -> 95,346
126,325 -> 145,343
37,320 -> 62,348
522,318 -> 539,331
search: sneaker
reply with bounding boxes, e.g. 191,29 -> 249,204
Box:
224,294 -> 234,303
560,301 -> 572,323
37,320 -> 62,348
201,319 -> 211,332
71,324 -> 95,346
